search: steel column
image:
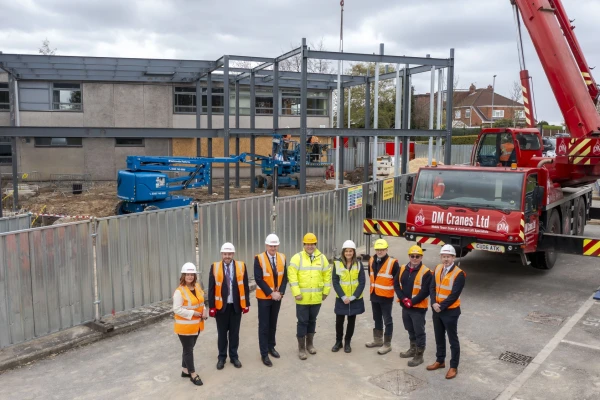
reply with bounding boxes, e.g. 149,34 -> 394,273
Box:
437,68 -> 443,162
273,61 -> 279,198
250,72 -> 256,193
8,75 -> 18,210
373,44 -> 383,180
339,87 -> 345,185
195,80 -> 202,156
235,80 -> 240,188
445,49 -> 455,165
363,136 -> 370,183
207,72 -> 213,194
300,38 -> 308,194
364,70 -> 371,183
394,65 -> 401,177
401,66 -> 410,175
428,63 -> 436,165
223,56 -> 230,200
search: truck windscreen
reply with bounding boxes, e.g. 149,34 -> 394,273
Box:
413,170 -> 524,211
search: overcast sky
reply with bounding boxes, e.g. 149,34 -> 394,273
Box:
0,0 -> 597,125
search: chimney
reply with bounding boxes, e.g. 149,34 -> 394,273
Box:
487,85 -> 493,90
469,83 -> 476,93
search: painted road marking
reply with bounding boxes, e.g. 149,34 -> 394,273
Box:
496,295 -> 596,400
560,340 -> 600,352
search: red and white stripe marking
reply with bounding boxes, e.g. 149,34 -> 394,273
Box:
416,236 -> 445,245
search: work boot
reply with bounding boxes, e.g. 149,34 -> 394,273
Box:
365,329 -> 384,348
408,347 -> 425,367
377,335 -> 392,355
306,333 -> 317,354
344,339 -> 352,353
331,340 -> 343,352
399,341 -> 417,358
297,337 -> 307,360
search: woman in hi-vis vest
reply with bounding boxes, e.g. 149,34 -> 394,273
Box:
331,240 -> 366,353
173,262 -> 208,386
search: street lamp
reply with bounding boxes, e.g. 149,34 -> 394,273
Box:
490,74 -> 497,127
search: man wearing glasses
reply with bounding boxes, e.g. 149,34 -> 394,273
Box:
395,245 -> 432,367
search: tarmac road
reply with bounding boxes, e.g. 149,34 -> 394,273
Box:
1,226 -> 599,400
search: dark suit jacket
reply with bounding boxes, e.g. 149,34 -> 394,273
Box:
208,260 -> 251,314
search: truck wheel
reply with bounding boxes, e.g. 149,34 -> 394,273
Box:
573,198 -> 586,236
257,175 -> 265,188
266,176 -> 274,190
530,210 -> 561,270
115,201 -> 128,215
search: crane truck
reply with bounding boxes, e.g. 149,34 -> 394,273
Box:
404,0 -> 600,270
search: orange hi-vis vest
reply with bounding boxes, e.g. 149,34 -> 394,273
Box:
213,261 -> 247,310
369,257 -> 396,298
433,176 -> 445,199
398,264 -> 430,308
256,252 -> 286,300
174,283 -> 205,335
434,264 -> 465,309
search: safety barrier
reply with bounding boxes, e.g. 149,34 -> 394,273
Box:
0,221 -> 95,349
370,174 -> 415,222
0,213 -> 31,234
96,206 -> 196,317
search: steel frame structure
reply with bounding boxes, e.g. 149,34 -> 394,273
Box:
0,38 -> 454,207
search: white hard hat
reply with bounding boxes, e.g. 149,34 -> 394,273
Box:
440,244 -> 456,256
265,233 -> 280,246
181,262 -> 198,274
342,240 -> 356,250
220,242 -> 236,253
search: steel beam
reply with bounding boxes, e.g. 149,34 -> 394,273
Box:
229,55 -> 273,63
308,128 -> 446,138
0,127 -> 220,138
275,47 -> 302,63
305,50 -> 450,67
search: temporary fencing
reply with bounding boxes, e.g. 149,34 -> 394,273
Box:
0,213 -> 31,234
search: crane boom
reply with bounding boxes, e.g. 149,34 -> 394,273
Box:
512,0 -> 600,137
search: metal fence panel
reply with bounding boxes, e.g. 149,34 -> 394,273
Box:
197,195 -> 272,286
333,184 -> 368,255
0,221 -> 94,348
96,206 -> 195,317
414,144 -> 472,165
0,214 -> 31,234
370,174 -> 415,222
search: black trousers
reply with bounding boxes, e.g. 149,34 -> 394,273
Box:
178,334 -> 199,373
215,304 -> 242,361
258,299 -> 282,357
335,314 -> 356,342
402,308 -> 427,348
371,301 -> 394,336
296,304 -> 321,337
432,311 -> 460,368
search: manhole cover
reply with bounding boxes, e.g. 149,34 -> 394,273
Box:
499,351 -> 534,366
369,369 -> 424,396
525,311 -> 565,326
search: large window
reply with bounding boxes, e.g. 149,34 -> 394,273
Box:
35,137 -> 83,147
281,90 -> 328,116
174,87 -> 196,113
52,83 -> 82,111
0,83 -> 8,110
115,138 -> 144,147
0,138 -> 11,164
493,109 -> 504,118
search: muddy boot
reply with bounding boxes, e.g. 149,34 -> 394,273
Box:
408,347 -> 425,367
399,341 -> 417,358
365,329 -> 384,348
297,336 -> 307,360
306,333 -> 317,355
377,335 -> 392,355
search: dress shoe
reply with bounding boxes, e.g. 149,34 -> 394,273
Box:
181,371 -> 191,378
190,375 -> 203,386
269,348 -> 280,358
426,361 -> 445,371
216,359 -> 225,370
231,358 -> 243,368
262,356 -> 273,367
445,368 -> 457,379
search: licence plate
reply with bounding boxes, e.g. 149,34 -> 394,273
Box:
473,243 -> 505,253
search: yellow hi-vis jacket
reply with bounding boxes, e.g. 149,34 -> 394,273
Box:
288,249 -> 331,305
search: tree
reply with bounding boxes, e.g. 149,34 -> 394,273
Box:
508,80 -> 523,127
39,38 -> 57,55
279,38 -> 332,74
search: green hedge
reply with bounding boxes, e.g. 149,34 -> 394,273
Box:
415,135 -> 479,145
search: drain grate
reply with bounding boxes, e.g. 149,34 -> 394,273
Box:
369,369 -> 424,396
499,351 -> 534,366
525,311 -> 565,326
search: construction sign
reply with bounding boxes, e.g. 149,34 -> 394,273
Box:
363,219 -> 404,237
347,186 -> 363,210
382,178 -> 394,200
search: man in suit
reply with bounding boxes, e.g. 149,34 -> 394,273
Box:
208,242 -> 250,370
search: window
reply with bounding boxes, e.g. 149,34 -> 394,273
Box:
281,90 -> 328,116
515,133 -> 541,150
115,138 -> 144,147
493,109 -> 504,118
0,137 -> 11,164
454,110 -> 461,119
515,110 -> 525,119
230,89 -> 273,115
174,87 -> 196,113
525,174 -> 538,213
465,109 -> 471,118
0,83 -> 8,110
52,83 -> 82,111
35,137 -> 83,147
201,88 -> 225,113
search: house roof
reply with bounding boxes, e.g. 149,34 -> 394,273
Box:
455,85 -> 522,108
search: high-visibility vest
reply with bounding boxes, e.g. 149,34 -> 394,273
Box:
398,264 -> 430,308
500,142 -> 515,161
213,261 -> 247,310
256,252 -> 286,300
433,176 -> 445,199
369,257 -> 396,298
173,283 -> 204,335
434,264 -> 465,309
334,260 -> 363,299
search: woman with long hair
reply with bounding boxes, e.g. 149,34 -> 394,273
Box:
173,262 -> 208,386
331,240 -> 366,353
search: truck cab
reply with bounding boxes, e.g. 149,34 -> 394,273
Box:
471,128 -> 543,168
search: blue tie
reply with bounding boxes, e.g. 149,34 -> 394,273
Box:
225,263 -> 232,294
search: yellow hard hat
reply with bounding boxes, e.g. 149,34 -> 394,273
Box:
408,245 -> 423,256
374,239 -> 388,250
303,232 -> 317,244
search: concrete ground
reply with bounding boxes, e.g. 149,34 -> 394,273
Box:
1,227 -> 600,400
